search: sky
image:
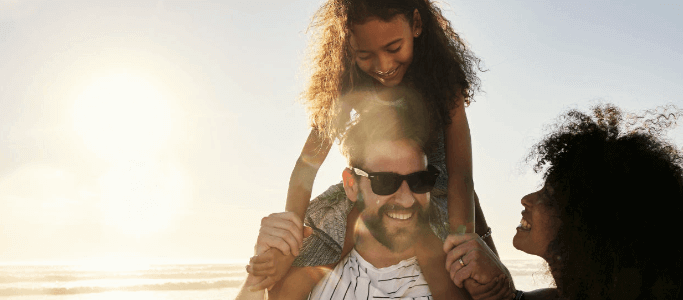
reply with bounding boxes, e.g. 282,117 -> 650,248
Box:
0,0 -> 681,265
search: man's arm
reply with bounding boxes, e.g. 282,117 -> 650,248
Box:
268,266 -> 332,300
235,275 -> 267,300
416,227 -> 472,300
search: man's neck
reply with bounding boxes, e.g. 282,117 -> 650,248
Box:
353,221 -> 417,268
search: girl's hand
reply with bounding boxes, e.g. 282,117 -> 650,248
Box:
248,226 -> 313,277
443,233 -> 512,290
246,248 -> 295,291
254,212 -> 305,257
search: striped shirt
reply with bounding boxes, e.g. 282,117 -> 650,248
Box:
308,249 -> 432,300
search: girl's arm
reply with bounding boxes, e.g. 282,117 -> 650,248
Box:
445,96 -> 497,253
286,128 -> 332,222
444,95 -> 475,234
245,129 -> 332,291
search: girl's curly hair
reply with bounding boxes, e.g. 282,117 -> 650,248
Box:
527,104 -> 683,299
302,0 -> 482,141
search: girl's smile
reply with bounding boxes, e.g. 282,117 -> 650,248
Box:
350,11 -> 422,87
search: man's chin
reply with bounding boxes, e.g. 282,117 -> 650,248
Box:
374,219 -> 429,252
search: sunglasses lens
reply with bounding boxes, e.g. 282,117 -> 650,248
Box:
365,166 -> 439,195
371,174 -> 401,195
407,171 -> 437,194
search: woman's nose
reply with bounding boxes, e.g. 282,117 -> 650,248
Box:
521,191 -> 538,207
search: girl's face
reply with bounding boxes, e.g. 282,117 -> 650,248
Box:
350,11 -> 422,87
512,185 -> 561,259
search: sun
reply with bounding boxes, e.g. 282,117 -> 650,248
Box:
72,72 -> 173,160
72,71 -> 187,235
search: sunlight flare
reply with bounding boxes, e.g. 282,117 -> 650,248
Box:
72,72 -> 172,160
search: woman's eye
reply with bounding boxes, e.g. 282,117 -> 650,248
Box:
357,55 -> 371,60
387,47 -> 401,53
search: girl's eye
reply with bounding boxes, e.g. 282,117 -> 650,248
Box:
356,55 -> 371,60
387,47 -> 401,53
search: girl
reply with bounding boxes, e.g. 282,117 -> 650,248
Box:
249,0 -> 498,293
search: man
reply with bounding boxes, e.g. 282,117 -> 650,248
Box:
236,104 -> 468,300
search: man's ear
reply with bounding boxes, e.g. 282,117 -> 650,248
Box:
342,168 -> 359,202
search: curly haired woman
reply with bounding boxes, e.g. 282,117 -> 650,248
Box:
444,104 -> 683,299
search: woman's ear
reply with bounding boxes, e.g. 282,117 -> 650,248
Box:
342,168 -> 359,202
412,9 -> 422,37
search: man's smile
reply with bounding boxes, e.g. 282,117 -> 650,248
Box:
386,210 -> 414,220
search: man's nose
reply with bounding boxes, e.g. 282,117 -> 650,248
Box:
393,180 -> 416,207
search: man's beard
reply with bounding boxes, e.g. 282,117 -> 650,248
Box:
356,191 -> 430,252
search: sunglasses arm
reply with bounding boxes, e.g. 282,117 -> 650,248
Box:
352,168 -> 369,177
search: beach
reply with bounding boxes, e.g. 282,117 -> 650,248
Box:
0,259 -> 552,299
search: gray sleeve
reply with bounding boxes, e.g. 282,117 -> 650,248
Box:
292,182 -> 354,267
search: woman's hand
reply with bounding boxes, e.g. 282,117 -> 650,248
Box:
463,275 -> 515,300
443,233 -> 514,296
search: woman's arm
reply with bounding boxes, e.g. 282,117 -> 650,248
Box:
444,95 -> 475,234
523,288 -> 558,300
286,128 -> 332,222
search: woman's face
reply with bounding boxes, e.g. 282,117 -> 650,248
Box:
349,12 -> 421,87
513,185 -> 561,259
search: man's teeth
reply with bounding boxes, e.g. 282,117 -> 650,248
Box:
387,211 -> 413,220
520,218 -> 531,230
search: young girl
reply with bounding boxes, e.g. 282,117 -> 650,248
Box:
248,0 -> 497,293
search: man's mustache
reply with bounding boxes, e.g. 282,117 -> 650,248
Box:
378,202 -> 426,216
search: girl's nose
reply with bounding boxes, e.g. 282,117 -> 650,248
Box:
374,54 -> 392,73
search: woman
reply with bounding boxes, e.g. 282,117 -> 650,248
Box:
445,104 -> 683,300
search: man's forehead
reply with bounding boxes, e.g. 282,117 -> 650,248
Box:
363,139 -> 427,172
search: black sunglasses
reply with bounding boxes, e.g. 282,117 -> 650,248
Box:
352,165 -> 440,196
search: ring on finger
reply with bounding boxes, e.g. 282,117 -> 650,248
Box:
458,257 -> 465,267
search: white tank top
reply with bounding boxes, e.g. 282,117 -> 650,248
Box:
308,249 -> 432,299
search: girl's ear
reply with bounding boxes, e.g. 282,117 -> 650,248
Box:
412,9 -> 422,37
342,168 -> 359,202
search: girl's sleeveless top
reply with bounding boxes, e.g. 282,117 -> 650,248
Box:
292,93 -> 450,267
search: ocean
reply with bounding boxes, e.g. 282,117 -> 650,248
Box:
0,259 -> 552,299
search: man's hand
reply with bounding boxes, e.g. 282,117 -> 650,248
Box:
443,233 -> 514,293
254,212 -> 305,256
247,211 -> 314,291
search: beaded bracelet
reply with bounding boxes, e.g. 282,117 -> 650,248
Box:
479,227 -> 492,240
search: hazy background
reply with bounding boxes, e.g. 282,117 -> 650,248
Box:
1,0 -> 681,267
